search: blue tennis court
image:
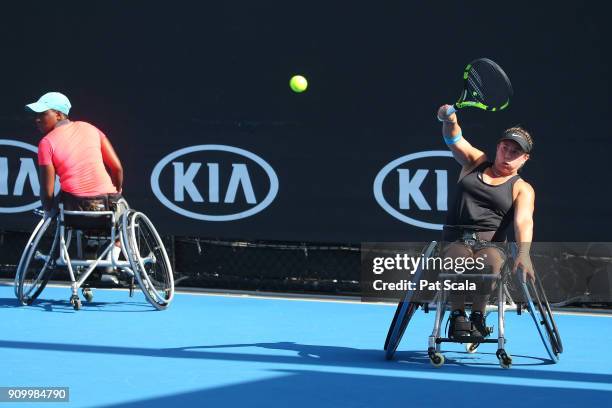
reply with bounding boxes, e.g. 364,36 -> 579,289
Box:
1,284 -> 610,407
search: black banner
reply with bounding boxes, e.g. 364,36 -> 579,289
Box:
0,2 -> 610,243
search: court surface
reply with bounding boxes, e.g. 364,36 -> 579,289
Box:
1,284 -> 610,407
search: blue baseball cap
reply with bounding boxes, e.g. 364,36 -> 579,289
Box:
25,92 -> 71,115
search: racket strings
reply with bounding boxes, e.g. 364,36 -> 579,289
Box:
467,76 -> 486,101
466,60 -> 512,107
469,67 -> 483,86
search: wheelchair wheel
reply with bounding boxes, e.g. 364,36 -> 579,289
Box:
520,274 -> 563,362
384,241 -> 438,359
535,275 -> 564,353
122,210 -> 174,310
17,216 -> 60,305
384,300 -> 405,351
14,217 -> 48,298
385,301 -> 418,360
115,198 -> 130,219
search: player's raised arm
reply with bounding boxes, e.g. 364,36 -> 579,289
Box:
437,104 -> 485,169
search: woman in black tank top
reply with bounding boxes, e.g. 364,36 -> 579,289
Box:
436,104 -> 536,339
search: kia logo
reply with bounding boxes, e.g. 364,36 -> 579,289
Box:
373,150 -> 455,230
151,144 -> 279,221
0,139 -> 51,213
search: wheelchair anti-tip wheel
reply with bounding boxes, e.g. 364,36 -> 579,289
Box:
70,294 -> 82,310
520,273 -> 563,362
82,287 -> 94,302
16,215 -> 59,305
122,210 -> 174,310
496,349 -> 512,369
429,351 -> 445,368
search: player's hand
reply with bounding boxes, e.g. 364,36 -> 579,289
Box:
437,105 -> 457,123
513,253 -> 535,283
42,207 -> 57,220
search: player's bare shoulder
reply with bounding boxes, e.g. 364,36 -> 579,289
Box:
513,178 -> 535,201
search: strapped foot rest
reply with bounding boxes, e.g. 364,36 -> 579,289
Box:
437,337 -> 499,344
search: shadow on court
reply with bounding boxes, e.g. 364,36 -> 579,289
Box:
0,339 -> 609,385
173,341 -> 556,368
0,296 -> 155,313
96,368 -> 611,408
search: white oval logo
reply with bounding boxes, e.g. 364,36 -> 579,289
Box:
373,150 -> 455,230
0,139 -> 43,213
151,144 -> 279,221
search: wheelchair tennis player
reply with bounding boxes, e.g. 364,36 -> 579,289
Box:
27,91 -> 124,284
18,91 -> 174,310
437,104 -> 535,340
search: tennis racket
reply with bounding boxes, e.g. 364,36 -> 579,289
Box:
445,58 -> 513,116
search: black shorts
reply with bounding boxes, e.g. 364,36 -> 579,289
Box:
59,191 -> 122,211
58,191 -> 126,222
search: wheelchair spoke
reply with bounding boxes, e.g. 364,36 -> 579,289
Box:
123,210 -> 174,310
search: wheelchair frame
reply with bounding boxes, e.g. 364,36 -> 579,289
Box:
384,241 -> 563,368
15,202 -> 174,311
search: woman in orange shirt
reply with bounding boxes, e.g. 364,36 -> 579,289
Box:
26,92 -> 123,214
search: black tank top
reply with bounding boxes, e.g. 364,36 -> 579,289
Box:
445,161 -> 521,240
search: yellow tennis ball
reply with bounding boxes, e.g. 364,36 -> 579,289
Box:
290,75 -> 308,93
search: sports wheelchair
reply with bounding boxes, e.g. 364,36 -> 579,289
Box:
14,200 -> 174,311
384,241 -> 563,369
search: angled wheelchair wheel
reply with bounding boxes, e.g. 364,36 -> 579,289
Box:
122,210 -> 174,310
384,241 -> 437,359
384,300 -> 404,351
14,217 -> 48,298
521,274 -> 563,362
385,301 -> 418,360
535,275 -> 564,353
17,216 -> 60,305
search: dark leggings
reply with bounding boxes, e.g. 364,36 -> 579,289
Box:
441,229 -> 507,313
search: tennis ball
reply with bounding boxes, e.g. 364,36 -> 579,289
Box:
290,75 -> 308,93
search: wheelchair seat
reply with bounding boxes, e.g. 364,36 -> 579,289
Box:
62,210 -> 116,232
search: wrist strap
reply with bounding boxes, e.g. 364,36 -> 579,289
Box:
444,133 -> 462,145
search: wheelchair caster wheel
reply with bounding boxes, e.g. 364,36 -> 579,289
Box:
82,288 -> 94,302
429,352 -> 445,368
70,295 -> 82,311
466,342 -> 479,354
496,349 -> 512,369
